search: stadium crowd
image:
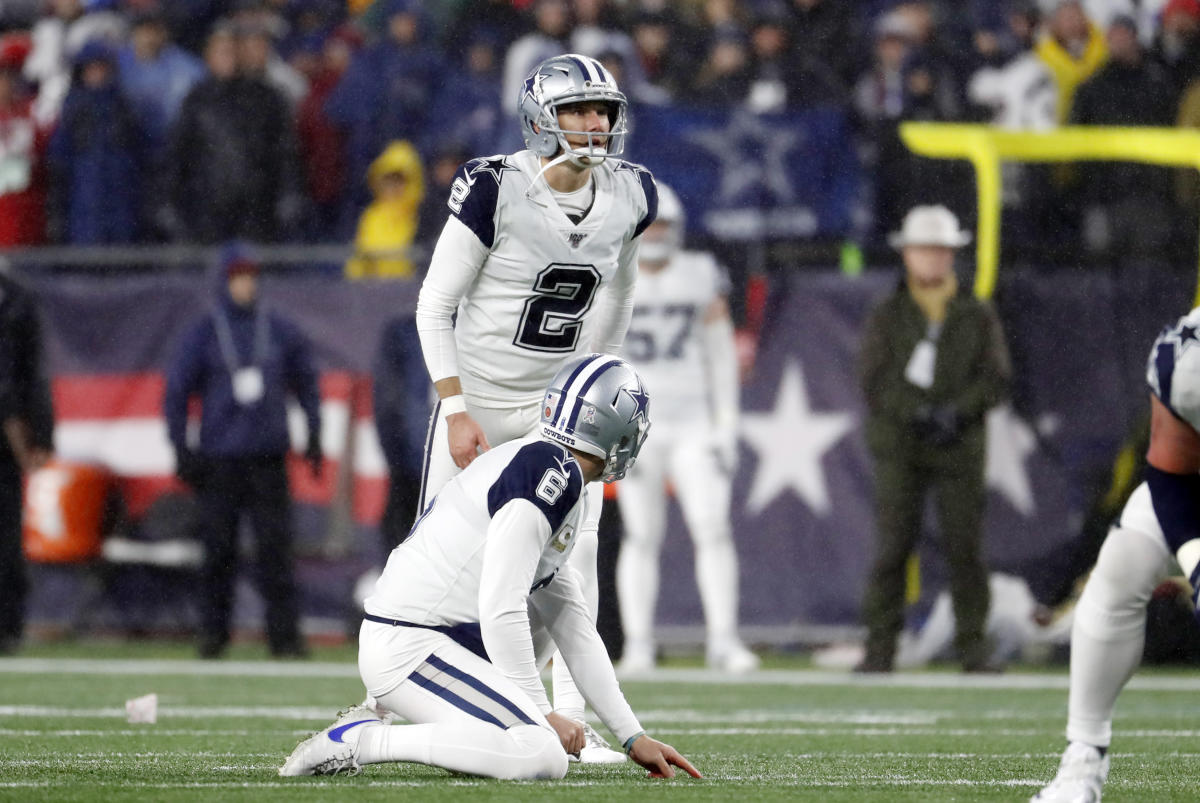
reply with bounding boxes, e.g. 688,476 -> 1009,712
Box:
0,0 -> 1196,259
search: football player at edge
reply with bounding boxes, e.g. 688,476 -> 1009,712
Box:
408,53 -> 658,762
1033,306 -> 1200,802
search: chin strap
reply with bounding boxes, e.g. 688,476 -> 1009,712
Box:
525,145 -> 609,204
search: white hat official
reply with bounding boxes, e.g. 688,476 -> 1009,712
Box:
888,205 -> 972,249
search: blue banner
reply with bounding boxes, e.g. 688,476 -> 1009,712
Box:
629,104 -> 859,241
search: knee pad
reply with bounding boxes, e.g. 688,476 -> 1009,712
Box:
1076,526 -> 1170,635
508,724 -> 568,780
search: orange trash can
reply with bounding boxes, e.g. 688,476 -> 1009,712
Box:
22,460 -> 114,564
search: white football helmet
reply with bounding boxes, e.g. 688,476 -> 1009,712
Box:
638,181 -> 683,264
540,353 -> 651,483
519,53 -> 628,167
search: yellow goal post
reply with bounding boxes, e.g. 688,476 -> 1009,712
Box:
898,122 -> 1200,304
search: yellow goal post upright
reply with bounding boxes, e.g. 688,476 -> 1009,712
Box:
898,122 -> 1200,305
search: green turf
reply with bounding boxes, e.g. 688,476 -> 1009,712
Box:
1,648 -> 1197,801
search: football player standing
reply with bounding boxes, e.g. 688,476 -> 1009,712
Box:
614,183 -> 758,675
1033,306 -> 1200,802
411,53 -> 657,762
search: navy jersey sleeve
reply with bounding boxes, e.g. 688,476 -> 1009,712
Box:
622,162 -> 658,239
447,156 -> 511,249
487,441 -> 584,532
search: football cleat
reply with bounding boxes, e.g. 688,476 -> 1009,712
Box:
1030,742 -> 1109,802
278,704 -> 380,777
708,643 -> 761,675
567,721 -> 627,764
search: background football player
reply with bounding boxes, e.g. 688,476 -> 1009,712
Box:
614,183 -> 758,675
281,356 -> 701,783
1033,306 -> 1200,802
412,53 -> 657,761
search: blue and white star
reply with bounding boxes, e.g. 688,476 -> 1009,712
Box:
739,361 -> 855,517
468,156 -> 516,186
984,405 -> 1053,517
622,381 -> 650,425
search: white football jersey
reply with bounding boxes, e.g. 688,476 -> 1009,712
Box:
621,250 -> 728,422
441,150 -> 656,406
1146,305 -> 1200,434
366,436 -> 587,627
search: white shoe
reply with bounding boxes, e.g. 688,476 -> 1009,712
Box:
1030,742 -> 1109,802
616,643 -> 656,677
708,643 -> 760,674
567,721 -> 627,764
278,705 -> 380,777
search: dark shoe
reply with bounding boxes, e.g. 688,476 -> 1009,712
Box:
963,657 -> 1005,674
852,655 -> 894,673
198,637 -> 227,660
271,641 -> 310,660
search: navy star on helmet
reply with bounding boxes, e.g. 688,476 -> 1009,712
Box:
540,353 -> 651,483
518,53 -> 628,166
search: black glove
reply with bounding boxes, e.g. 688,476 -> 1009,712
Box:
912,403 -> 962,447
175,448 -> 207,487
305,434 -> 323,479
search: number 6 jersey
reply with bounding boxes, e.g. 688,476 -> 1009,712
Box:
416,149 -> 657,408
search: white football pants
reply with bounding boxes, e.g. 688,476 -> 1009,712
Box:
418,399 -> 602,721
615,420 -> 741,656
356,620 -> 567,779
1065,496 -> 1174,748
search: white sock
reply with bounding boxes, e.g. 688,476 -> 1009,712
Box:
356,721 -> 566,780
617,534 -> 660,652
695,532 -> 740,651
1065,527 -> 1168,747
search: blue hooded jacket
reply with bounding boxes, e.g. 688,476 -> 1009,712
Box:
163,268 -> 321,459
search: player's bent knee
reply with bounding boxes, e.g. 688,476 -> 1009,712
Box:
505,724 -> 568,780
1088,526 -> 1167,606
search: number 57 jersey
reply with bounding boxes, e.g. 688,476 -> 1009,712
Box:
422,149 -> 657,408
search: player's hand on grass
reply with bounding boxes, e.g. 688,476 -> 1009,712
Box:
627,734 -> 703,779
546,711 -> 584,755
447,412 -> 490,469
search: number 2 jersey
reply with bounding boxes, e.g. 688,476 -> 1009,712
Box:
416,149 -> 658,408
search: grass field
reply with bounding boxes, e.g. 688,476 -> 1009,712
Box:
1,643 -> 1198,801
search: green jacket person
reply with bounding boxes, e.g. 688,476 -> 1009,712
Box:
856,205 -> 1011,674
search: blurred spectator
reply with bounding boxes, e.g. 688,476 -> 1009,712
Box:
345,140 -> 424,279
372,314 -> 429,549
502,0 -> 570,123
325,0 -> 445,233
296,25 -> 360,241
894,1 -> 965,121
1151,0 -> 1200,92
24,0 -> 126,127
968,3 -> 1059,251
745,2 -> 792,112
46,40 -> 144,244
443,0 -> 526,56
1035,0 -> 1108,122
856,205 -> 1011,674
116,9 -> 204,167
0,262 -> 54,655
426,29 -> 503,157
854,11 -> 920,238
1070,15 -> 1176,257
691,24 -> 752,106
163,244 -> 322,660
160,26 -> 302,243
236,19 -> 308,109
788,0 -> 865,106
416,140 -> 469,250
629,8 -> 693,100
0,35 -> 46,246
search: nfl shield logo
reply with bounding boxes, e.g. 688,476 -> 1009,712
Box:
567,232 -> 587,248
582,404 -> 596,424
